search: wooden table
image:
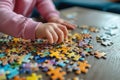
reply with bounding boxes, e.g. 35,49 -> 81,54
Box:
0,7 -> 120,80
60,7 -> 120,80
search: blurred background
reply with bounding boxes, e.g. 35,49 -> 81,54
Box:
53,0 -> 120,14
31,0 -> 120,18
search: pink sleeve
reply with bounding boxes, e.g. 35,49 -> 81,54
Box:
36,0 -> 60,20
0,0 -> 41,40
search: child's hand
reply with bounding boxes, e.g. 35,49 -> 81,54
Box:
35,23 -> 68,44
48,17 -> 76,30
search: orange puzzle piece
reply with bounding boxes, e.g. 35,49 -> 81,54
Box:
76,61 -> 91,74
14,76 -> 26,80
94,51 -> 107,59
47,67 -> 66,80
89,27 -> 99,32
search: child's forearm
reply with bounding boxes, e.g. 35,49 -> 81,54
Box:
36,0 -> 60,21
0,1 -> 41,40
0,12 -> 39,40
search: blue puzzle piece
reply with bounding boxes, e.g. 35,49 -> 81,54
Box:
84,38 -> 91,44
0,64 -> 19,79
0,64 -> 10,71
19,68 -> 32,74
42,51 -> 50,57
56,61 -> 66,67
0,53 -> 5,58
85,48 -> 92,53
67,63 -> 79,72
6,68 -> 19,79
34,55 -> 48,63
79,57 -> 85,61
0,69 -> 5,74
42,67 -> 49,72
23,53 -> 32,63
82,29 -> 89,34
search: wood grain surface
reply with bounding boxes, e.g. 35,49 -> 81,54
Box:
60,7 -> 120,80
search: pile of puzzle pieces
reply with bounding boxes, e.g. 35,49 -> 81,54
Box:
96,25 -> 118,46
0,26 -> 107,80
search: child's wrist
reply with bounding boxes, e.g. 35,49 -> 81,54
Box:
47,16 -> 60,22
35,23 -> 43,39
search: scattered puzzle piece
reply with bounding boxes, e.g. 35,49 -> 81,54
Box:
72,77 -> 79,80
76,61 -> 91,74
79,25 -> 89,29
41,59 -> 56,72
47,67 -> 66,80
26,73 -> 42,80
89,26 -> 99,32
94,51 -> 107,59
66,62 -> 79,72
101,40 -> 113,46
67,52 -> 76,59
73,55 -> 81,61
50,51 -> 60,59
14,76 -> 26,80
56,60 -> 67,67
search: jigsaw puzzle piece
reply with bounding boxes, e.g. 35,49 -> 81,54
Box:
47,67 -> 66,80
94,51 -> 107,59
76,61 -> 91,74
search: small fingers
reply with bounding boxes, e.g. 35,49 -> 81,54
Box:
49,28 -> 58,43
46,30 -> 53,44
54,27 -> 64,43
61,21 -> 76,30
58,24 -> 68,39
